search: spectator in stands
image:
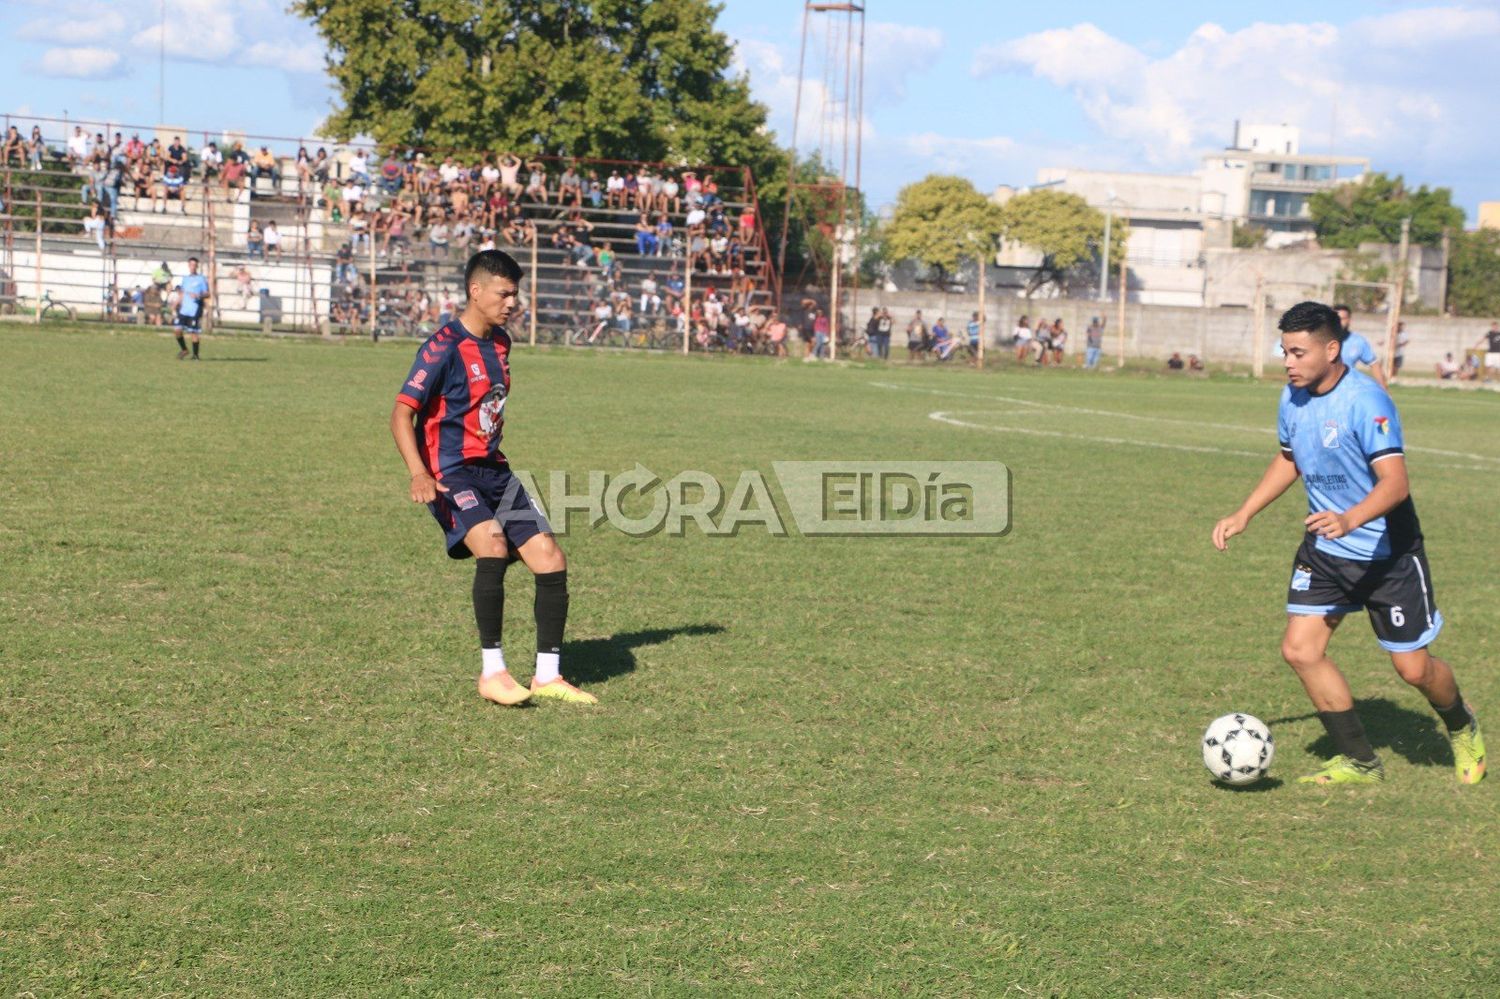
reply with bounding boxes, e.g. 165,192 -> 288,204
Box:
811,308 -> 830,360
655,213 -> 674,257
2,126 -> 24,167
427,211 -> 451,258
28,125 -> 44,169
661,173 -> 681,215
233,264 -> 255,309
151,162 -> 186,214
559,163 -> 582,207
125,132 -> 145,164
930,317 -> 955,361
335,241 -> 355,284
1435,353 -> 1460,380
199,141 -> 222,184
1166,352 -> 1185,371
524,159 -> 548,204
67,126 -> 88,165
101,155 -> 124,219
264,220 -> 283,261
82,200 -> 108,250
166,136 -> 189,175
246,220 -> 265,260
639,273 -> 660,316
350,207 -> 370,251
251,146 -> 280,192
606,169 -> 625,208
633,213 -> 658,255
1188,354 -> 1205,372
348,148 -> 370,185
872,306 -> 893,359
142,281 -> 163,326
498,152 -> 522,196
738,206 -> 756,244
222,142 -> 249,200
310,147 -> 331,184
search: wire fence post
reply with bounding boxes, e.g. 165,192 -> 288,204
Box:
33,188 -> 42,324
683,246 -> 693,355
367,215 -> 376,340
529,223 -> 538,347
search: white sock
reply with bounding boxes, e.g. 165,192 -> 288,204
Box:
534,652 -> 561,685
481,646 -> 507,678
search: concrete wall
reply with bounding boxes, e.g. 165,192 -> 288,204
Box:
846,287 -> 1495,372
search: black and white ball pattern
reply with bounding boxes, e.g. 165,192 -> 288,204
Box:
1202,712 -> 1274,785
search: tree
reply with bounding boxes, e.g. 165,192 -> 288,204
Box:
295,0 -> 777,171
1446,229 -> 1500,317
1309,173 -> 1465,249
996,189 -> 1126,297
881,175 -> 1005,289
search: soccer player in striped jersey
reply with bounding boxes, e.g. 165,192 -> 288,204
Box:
390,250 -> 595,707
1212,301 -> 1483,785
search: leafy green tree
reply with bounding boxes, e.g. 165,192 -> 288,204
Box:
295,0 -> 776,171
996,189 -> 1126,296
1231,223 -> 1267,249
1309,173 -> 1465,249
1446,229 -> 1500,317
882,175 -> 1005,289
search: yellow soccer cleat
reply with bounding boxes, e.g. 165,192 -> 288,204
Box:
477,672 -> 533,706
1449,713 -> 1486,785
529,678 -> 598,705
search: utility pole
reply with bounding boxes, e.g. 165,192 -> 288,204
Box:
977,250 -> 986,370
1116,253 -> 1126,367
1098,208 -> 1112,301
1385,216 -> 1410,379
1251,274 -> 1266,379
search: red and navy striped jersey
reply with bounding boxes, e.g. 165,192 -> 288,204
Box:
395,320 -> 512,478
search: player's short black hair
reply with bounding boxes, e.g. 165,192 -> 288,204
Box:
1332,303 -> 1351,315
187,256 -> 199,264
464,249 -> 523,293
1278,301 -> 1346,344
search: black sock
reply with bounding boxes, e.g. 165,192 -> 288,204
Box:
175,334 -> 187,351
472,557 -> 508,648
191,339 -> 199,358
534,570 -> 569,655
1431,691 -> 1472,733
1317,709 -> 1379,764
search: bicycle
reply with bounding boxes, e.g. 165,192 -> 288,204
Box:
39,290 -> 75,321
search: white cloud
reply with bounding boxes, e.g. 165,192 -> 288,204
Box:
862,22 -> 943,106
969,10 -> 1500,175
17,10 -> 129,45
239,40 -> 324,75
131,0 -> 239,62
37,46 -> 125,79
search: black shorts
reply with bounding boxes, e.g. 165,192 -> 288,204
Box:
175,310 -> 201,333
428,463 -> 552,560
1286,534 -> 1443,652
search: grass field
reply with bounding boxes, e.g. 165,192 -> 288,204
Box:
2,325 -> 1498,996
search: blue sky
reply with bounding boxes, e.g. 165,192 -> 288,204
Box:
2,1 -> 1495,218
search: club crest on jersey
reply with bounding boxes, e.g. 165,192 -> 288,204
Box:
469,362 -> 488,384
453,489 -> 479,510
1373,416 -> 1390,435
1291,564 -> 1312,592
406,369 -> 428,390
1321,419 -> 1340,449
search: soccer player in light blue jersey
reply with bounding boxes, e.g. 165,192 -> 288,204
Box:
1333,304 -> 1388,390
1212,301 -> 1483,786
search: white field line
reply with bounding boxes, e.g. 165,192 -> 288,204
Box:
928,411 -> 1266,458
871,381 -> 1500,466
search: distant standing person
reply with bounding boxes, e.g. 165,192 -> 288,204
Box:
1333,304 -> 1388,390
1472,321 -> 1500,380
1084,316 -> 1105,369
1393,321 -> 1409,378
174,256 -> 211,360
906,309 -> 927,360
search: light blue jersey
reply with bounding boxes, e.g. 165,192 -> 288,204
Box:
179,273 -> 210,318
1340,331 -> 1377,368
1278,366 -> 1421,561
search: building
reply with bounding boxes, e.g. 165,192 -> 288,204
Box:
1477,202 -> 1500,230
1199,122 -> 1368,244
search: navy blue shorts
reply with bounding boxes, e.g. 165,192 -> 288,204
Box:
176,310 -> 202,333
429,464 -> 552,560
1286,534 -> 1443,652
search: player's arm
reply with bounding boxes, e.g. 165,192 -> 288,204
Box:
390,401 -> 447,503
1367,356 -> 1388,389
1306,454 -> 1408,540
1212,451 -> 1300,551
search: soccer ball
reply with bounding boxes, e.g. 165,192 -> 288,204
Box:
1201,712 -> 1274,785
